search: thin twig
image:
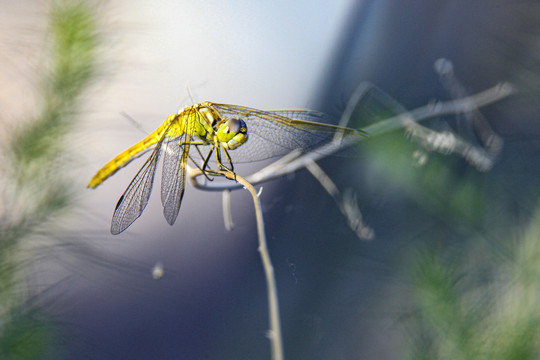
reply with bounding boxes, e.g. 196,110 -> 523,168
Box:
304,159 -> 373,240
186,82 -> 515,242
189,82 -> 515,193
221,189 -> 234,231
187,166 -> 284,360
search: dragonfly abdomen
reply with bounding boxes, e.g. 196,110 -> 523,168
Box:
87,114 -> 179,188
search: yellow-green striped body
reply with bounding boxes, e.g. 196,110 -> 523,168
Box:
87,103 -> 220,188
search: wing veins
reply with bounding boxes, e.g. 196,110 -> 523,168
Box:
160,109 -> 198,226
110,142 -> 163,234
110,115 -> 184,234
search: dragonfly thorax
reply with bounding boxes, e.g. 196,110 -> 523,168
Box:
190,105 -> 217,143
216,118 -> 248,150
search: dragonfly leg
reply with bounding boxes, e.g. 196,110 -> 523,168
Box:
211,138 -> 236,181
202,146 -> 214,172
216,144 -> 237,182
223,147 -> 237,182
178,140 -> 214,182
190,145 -> 214,182
180,140 -> 206,146
222,147 -> 234,172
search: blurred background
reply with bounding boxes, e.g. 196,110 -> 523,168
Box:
1,0 -> 540,359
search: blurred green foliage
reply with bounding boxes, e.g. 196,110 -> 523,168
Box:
0,310 -> 58,360
350,83 -> 540,359
365,131 -> 486,225
404,205 -> 540,360
0,0 -> 100,358
12,0 -> 98,168
361,112 -> 540,358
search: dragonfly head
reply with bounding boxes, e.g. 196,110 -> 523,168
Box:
216,118 -> 248,150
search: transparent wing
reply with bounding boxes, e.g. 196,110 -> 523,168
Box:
160,130 -> 190,226
267,110 -> 332,123
109,113 -> 189,234
110,142 -> 162,235
210,103 -> 367,164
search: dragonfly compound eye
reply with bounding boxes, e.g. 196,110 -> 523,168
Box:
218,119 -> 248,150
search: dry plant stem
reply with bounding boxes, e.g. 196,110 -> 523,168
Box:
188,166 -> 284,360
362,82 -> 515,136
189,82 -> 515,193
304,159 -> 373,240
221,189 -> 234,231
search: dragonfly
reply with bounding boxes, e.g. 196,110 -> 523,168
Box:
88,101 -> 367,234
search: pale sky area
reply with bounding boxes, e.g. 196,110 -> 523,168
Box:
0,0 -> 358,316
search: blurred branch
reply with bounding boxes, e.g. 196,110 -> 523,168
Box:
190,82 -> 514,193
190,78 -> 515,240
304,159 -> 374,240
406,201 -> 540,360
434,58 -> 504,155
